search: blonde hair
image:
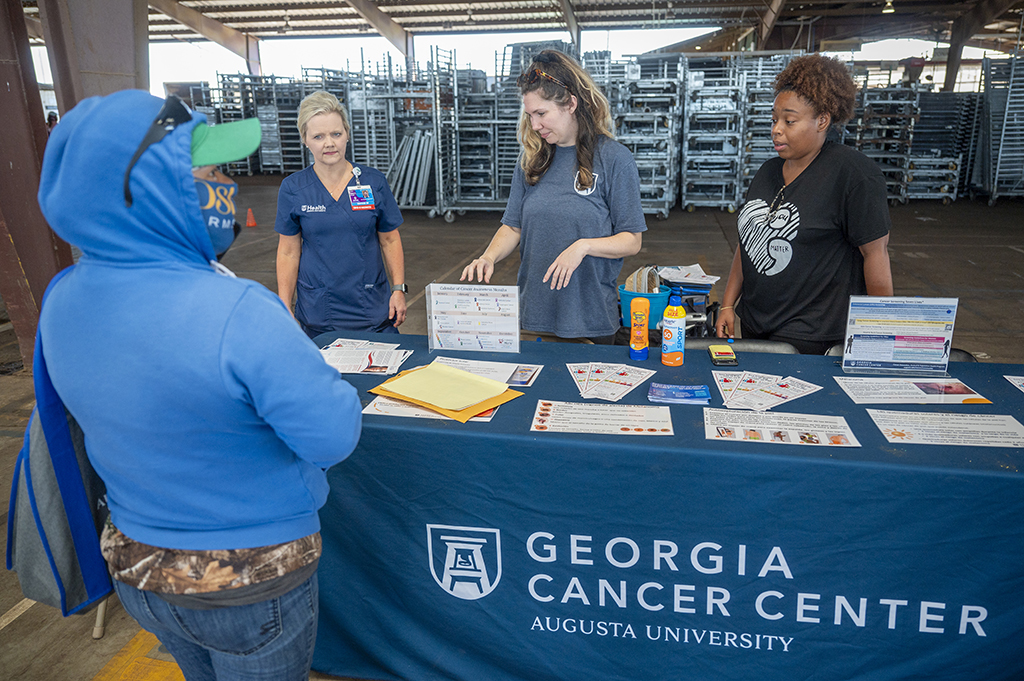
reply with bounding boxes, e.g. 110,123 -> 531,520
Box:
517,50 -> 614,188
297,90 -> 350,141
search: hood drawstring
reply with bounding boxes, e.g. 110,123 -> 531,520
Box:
209,261 -> 237,278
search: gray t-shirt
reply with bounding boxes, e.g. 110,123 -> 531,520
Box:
502,137 -> 646,338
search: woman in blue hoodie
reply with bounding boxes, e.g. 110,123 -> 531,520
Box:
37,91 -> 363,681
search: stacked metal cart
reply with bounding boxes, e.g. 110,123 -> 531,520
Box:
189,45 -> 1017,217
611,54 -> 684,219
247,75 -> 308,175
907,91 -> 963,203
848,86 -> 920,205
447,41 -> 575,220
954,93 -> 984,200
216,73 -> 262,176
680,55 -> 745,213
430,48 -> 458,220
978,56 -> 1024,205
736,54 -> 793,197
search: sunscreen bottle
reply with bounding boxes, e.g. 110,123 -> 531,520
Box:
661,294 -> 686,366
629,297 -> 649,360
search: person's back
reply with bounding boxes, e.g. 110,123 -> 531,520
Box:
37,90 -> 362,680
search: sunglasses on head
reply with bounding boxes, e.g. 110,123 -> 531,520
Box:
124,95 -> 193,207
517,67 -> 571,92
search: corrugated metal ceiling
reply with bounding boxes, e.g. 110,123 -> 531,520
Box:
20,1 -> 1024,53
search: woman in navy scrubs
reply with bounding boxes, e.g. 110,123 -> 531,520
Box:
275,90 -> 407,338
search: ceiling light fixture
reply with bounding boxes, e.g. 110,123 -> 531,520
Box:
882,0 -> 895,14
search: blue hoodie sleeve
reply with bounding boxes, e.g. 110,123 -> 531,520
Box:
220,286 -> 362,468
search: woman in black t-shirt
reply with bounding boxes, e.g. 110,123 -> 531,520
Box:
716,55 -> 893,355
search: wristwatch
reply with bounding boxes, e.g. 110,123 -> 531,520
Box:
391,283 -> 409,294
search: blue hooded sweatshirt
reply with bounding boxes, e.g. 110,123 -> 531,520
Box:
37,90 -> 362,551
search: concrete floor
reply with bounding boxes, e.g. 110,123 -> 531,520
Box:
1,178 -> 1022,679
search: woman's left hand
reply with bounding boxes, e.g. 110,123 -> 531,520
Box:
389,291 -> 407,327
543,241 -> 588,290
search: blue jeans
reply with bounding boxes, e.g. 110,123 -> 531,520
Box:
113,572 -> 318,681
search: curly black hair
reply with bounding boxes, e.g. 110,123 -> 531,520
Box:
774,54 -> 858,127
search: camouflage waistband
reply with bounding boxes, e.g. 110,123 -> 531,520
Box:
100,519 -> 322,595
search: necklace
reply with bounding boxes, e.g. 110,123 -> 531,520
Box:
316,163 -> 352,200
763,184 -> 786,226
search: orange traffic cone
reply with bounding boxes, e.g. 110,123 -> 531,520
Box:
245,208 -> 257,228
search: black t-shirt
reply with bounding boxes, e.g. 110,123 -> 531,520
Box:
736,142 -> 891,341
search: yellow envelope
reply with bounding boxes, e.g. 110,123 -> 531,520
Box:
381,362 -> 508,411
370,367 -> 522,423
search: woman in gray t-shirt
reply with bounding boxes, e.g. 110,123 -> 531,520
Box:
461,50 -> 646,343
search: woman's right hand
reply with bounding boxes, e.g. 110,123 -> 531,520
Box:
716,307 -> 736,339
461,256 -> 495,283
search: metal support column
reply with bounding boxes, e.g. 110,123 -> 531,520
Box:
37,0 -> 150,112
0,1 -> 75,370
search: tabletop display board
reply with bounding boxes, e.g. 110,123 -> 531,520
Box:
841,296 -> 959,374
311,332 -> 1024,681
425,283 -> 520,353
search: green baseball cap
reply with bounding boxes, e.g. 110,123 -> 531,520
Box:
191,117 -> 262,167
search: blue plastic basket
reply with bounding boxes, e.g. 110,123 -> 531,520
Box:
619,284 -> 671,329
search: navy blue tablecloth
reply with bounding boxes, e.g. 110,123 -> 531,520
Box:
312,332 -> 1024,681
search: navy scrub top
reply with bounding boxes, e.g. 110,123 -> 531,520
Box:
275,164 -> 403,337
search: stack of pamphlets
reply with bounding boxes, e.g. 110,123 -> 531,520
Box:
657,264 -> 720,295
566,363 -> 657,402
713,370 -> 822,411
647,383 -> 711,405
319,338 -> 413,374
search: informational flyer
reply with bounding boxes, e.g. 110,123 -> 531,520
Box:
320,338 -> 389,350
712,370 -> 747,403
712,371 -> 821,411
835,377 -> 991,404
727,376 -> 823,411
704,408 -> 861,447
530,400 -> 673,435
867,409 -> 1024,448
432,356 -> 543,386
363,395 -> 497,422
320,347 -> 412,374
566,363 -> 657,402
841,296 -> 959,374
426,283 -> 520,353
1004,376 -> 1024,395
567,363 -> 590,394
584,365 -> 657,402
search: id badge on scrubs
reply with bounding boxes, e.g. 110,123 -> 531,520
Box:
347,184 -> 375,211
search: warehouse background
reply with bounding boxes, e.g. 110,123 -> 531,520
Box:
2,3 -> 1024,679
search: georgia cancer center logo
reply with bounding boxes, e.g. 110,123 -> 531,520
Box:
427,524 -> 502,600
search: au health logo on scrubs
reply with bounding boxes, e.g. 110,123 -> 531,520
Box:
302,204 -> 327,213
427,524 -> 502,600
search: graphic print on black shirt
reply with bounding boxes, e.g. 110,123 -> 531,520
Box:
737,198 -> 800,276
